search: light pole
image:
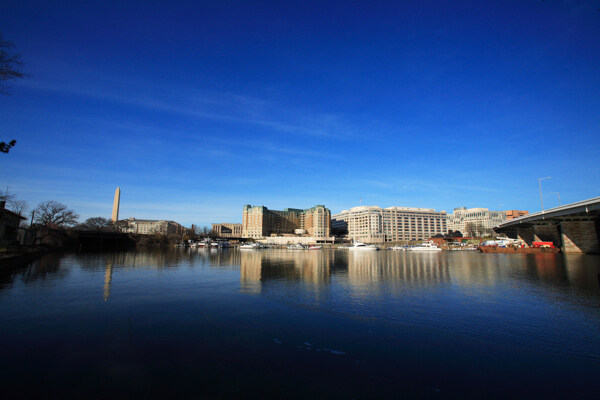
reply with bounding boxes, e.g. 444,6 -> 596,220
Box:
551,191 -> 561,206
538,177 -> 551,212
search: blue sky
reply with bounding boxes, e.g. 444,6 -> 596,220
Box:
1,0 -> 599,227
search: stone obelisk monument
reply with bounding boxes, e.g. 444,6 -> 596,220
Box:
111,187 -> 120,222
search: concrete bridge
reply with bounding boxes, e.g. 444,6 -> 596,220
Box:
495,197 -> 600,254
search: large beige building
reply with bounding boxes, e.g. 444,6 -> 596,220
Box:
446,207 -> 506,236
212,223 -> 242,238
242,205 -> 331,239
119,218 -> 185,235
332,206 -> 448,243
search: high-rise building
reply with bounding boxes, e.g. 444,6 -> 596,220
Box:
111,187 -> 120,222
446,207 -> 506,236
242,205 -> 331,239
331,206 -> 447,243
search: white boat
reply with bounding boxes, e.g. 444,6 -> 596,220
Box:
287,243 -> 305,250
308,245 -> 322,250
348,241 -> 379,251
240,243 -> 261,250
406,241 -> 442,251
389,246 -> 409,251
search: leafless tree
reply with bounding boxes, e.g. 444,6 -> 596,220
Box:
0,33 -> 25,95
8,198 -> 27,216
474,223 -> 487,237
76,217 -> 114,231
33,201 -> 79,227
1,33 -> 25,154
0,189 -> 27,215
465,222 -> 476,237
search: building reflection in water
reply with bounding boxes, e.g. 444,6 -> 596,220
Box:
4,248 -> 597,307
241,250 -> 456,295
347,251 -> 451,292
240,250 -> 333,294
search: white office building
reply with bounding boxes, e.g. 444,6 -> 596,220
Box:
331,206 -> 448,244
447,207 -> 507,236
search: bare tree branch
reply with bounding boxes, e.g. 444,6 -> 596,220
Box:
0,33 -> 25,95
8,198 -> 27,216
76,217 -> 115,231
33,201 -> 79,227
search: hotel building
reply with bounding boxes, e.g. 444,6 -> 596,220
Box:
331,206 -> 448,243
242,205 -> 331,239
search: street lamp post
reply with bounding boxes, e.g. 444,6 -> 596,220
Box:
551,191 -> 561,206
538,177 -> 551,212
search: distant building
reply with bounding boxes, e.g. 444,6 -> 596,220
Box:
446,207 -> 506,236
118,218 -> 185,235
242,204 -> 331,239
0,201 -> 26,249
331,206 -> 448,244
505,210 -> 529,220
212,223 -> 242,238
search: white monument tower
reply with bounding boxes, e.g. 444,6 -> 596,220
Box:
111,187 -> 120,222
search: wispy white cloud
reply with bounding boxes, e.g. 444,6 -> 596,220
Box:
17,77 -> 358,141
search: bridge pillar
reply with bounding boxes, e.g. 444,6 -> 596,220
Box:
560,221 -> 600,254
517,227 -> 534,246
533,224 -> 562,247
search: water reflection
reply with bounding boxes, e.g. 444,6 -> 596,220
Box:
240,250 -> 333,293
103,260 -> 113,302
348,251 -> 451,288
1,249 -> 600,361
0,253 -> 67,289
3,250 -> 599,303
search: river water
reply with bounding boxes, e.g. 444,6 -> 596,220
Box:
1,248 -> 599,398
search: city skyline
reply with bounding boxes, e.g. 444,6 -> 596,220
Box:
2,1 -> 599,227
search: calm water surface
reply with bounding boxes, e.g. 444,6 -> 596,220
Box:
1,248 -> 600,398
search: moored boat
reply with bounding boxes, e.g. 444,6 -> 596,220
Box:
406,241 -> 442,251
348,241 -> 379,251
240,243 -> 262,250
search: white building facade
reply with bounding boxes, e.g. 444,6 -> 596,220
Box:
331,206 -> 448,244
119,218 -> 185,235
446,207 -> 507,236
